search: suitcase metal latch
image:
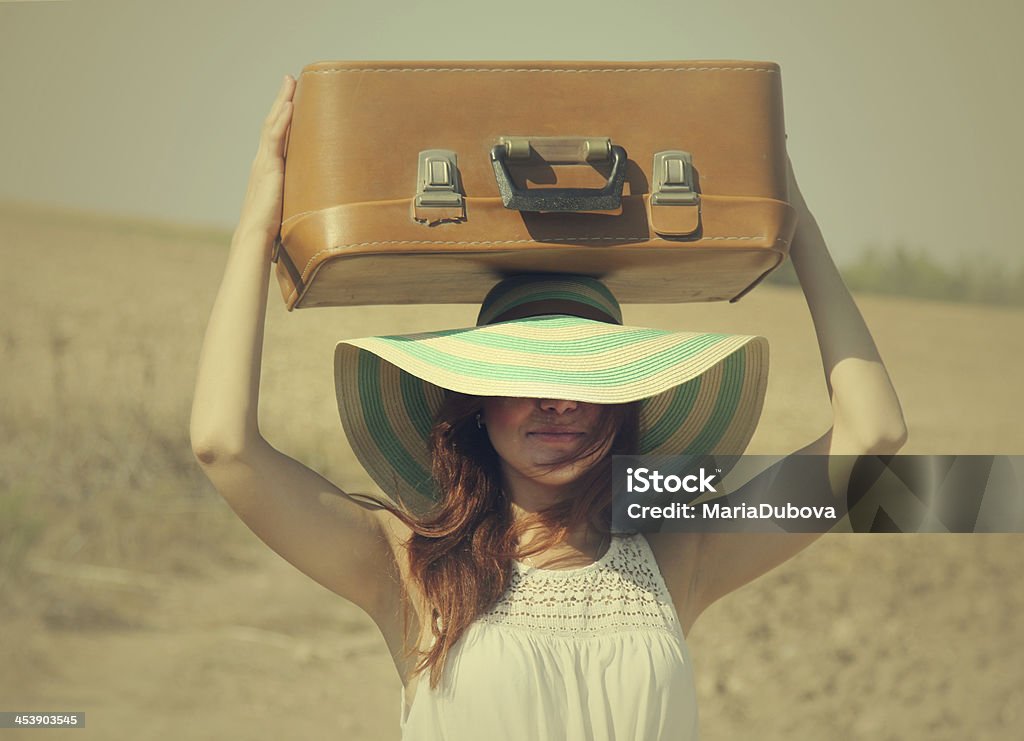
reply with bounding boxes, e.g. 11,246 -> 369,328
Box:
648,150 -> 701,237
413,149 -> 466,224
651,151 -> 698,206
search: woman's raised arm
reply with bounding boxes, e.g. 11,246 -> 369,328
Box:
188,76 -> 408,639
190,75 -> 294,457
784,158 -> 908,452
682,157 -> 909,624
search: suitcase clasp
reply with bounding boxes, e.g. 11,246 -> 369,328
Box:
651,151 -> 699,206
649,150 -> 701,237
413,149 -> 466,224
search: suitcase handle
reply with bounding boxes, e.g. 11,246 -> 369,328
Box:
489,140 -> 629,213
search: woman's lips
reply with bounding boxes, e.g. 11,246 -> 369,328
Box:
527,431 -> 586,444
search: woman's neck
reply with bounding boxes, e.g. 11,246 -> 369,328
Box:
500,466 -> 608,563
509,503 -> 607,564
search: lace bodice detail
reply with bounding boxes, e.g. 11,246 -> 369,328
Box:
400,532 -> 698,740
475,532 -> 682,639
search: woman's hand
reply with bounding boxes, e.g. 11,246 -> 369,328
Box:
785,155 -> 803,204
236,74 -> 297,250
785,155 -> 815,251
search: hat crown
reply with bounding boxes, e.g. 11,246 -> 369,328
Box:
476,274 -> 623,326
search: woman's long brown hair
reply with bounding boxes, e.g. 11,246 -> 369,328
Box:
375,391 -> 640,690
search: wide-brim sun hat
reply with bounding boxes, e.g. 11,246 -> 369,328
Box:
335,274 -> 768,515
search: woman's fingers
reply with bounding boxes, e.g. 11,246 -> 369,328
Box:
255,76 -> 295,161
785,155 -> 807,210
265,100 -> 293,158
236,75 -> 297,243
264,76 -> 294,125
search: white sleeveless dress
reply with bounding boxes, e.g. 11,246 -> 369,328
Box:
399,532 -> 699,740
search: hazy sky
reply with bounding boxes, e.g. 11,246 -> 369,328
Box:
2,0 -> 1021,265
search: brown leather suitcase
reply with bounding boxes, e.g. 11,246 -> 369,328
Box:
274,60 -> 797,310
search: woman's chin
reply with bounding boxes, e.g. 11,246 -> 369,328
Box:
522,460 -> 598,488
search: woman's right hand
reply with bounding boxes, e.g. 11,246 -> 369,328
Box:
236,74 -> 296,250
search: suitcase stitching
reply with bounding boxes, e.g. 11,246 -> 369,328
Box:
285,235 -> 790,306
289,235 -> 770,294
304,66 -> 777,75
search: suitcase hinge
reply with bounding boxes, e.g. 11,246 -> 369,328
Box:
651,151 -> 699,206
413,149 -> 466,224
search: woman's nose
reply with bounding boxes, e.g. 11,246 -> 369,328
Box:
539,398 -> 578,415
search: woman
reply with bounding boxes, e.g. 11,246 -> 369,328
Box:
190,75 -> 907,739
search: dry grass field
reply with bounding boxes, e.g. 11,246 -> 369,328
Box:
1,203 -> 1023,740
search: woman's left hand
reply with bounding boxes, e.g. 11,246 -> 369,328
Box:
785,156 -> 811,219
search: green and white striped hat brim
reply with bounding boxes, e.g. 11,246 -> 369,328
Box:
334,291 -> 769,514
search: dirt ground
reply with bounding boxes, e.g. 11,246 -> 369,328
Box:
1,205 -> 1023,740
